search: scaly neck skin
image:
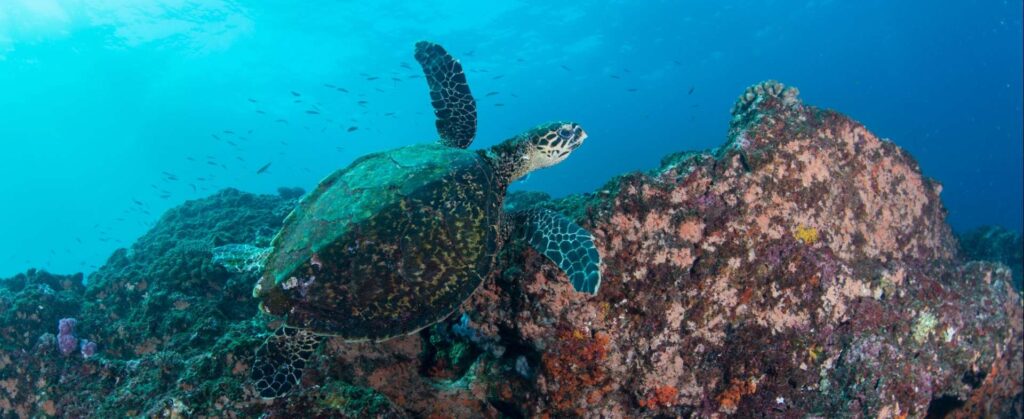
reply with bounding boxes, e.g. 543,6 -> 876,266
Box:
485,133 -> 532,190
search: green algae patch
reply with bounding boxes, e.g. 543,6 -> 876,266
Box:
912,310 -> 938,344
316,381 -> 394,416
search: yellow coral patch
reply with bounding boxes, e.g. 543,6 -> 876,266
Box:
794,225 -> 819,244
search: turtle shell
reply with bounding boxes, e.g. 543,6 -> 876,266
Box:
255,143 -> 503,340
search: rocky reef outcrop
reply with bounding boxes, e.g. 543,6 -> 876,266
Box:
959,225 -> 1023,292
0,82 -> 1020,418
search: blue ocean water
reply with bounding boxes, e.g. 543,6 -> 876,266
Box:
0,1 -> 1020,278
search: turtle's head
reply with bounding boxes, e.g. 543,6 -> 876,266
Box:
489,122 -> 587,184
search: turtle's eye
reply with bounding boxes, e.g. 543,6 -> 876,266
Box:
557,127 -> 574,139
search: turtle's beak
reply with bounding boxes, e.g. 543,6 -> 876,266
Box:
568,123 -> 587,151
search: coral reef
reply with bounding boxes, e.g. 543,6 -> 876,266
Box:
1,83 -> 1021,417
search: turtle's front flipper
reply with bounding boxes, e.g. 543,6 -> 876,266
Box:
251,326 -> 323,399
414,41 -> 477,149
212,244 -> 271,273
510,208 -> 602,294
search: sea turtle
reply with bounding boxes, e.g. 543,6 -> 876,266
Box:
233,41 -> 602,399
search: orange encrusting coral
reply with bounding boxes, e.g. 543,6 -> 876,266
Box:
639,385 -> 679,408
541,329 -> 611,414
716,378 -> 758,413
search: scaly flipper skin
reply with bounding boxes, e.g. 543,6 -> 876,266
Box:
414,41 -> 477,149
511,208 -> 602,294
251,326 -> 323,399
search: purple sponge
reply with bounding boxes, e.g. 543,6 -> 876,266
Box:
57,318 -> 78,356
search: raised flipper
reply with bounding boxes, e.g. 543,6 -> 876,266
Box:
251,326 -> 323,399
414,41 -> 477,149
510,208 -> 602,294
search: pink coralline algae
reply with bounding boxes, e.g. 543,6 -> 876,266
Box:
56,318 -> 78,357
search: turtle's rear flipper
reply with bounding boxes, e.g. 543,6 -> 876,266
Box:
252,326 -> 322,399
414,41 -> 477,149
510,208 -> 603,294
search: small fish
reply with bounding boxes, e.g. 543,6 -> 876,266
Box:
347,126 -> 358,132
291,91 -> 301,96
227,140 -> 237,146
196,177 -> 206,181
293,99 -> 303,103
492,75 -> 504,80
306,110 -> 320,115
212,134 -> 221,140
235,156 -> 246,162
357,100 -> 368,106
560,65 -> 571,71
609,74 -> 620,79
223,130 -> 234,134
248,98 -> 258,103
132,198 -> 144,206
256,162 -> 272,174
185,156 -> 196,161
463,50 -> 475,57
673,60 -> 681,66
323,83 -> 336,88
383,112 -> 396,116
275,119 -> 288,123
494,103 -> 505,107
375,88 -> 386,93
485,91 -> 499,97
688,86 -> 695,95
256,110 -> 266,114
391,77 -> 402,82
400,62 -> 413,69
366,76 -> 379,81
189,184 -> 197,192
336,87 -> 349,93
206,161 -> 219,166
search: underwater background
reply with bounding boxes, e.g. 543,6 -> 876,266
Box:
0,0 -> 1021,278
